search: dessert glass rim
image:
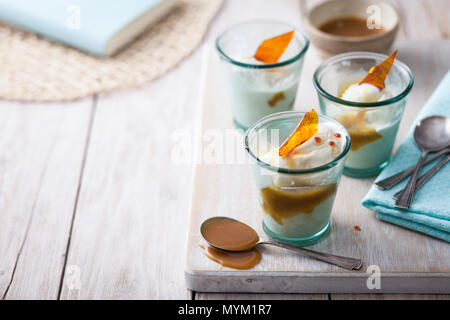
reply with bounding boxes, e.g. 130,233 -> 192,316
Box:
313,51 -> 414,108
244,111 -> 351,174
216,20 -> 310,70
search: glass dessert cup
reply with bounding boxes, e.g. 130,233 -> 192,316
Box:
216,21 -> 309,130
313,52 -> 414,178
244,111 -> 351,246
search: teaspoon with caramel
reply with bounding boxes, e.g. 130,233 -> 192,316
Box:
200,216 -> 362,270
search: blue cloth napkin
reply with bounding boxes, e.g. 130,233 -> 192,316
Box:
362,71 -> 450,242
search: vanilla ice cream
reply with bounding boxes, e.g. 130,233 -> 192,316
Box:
341,82 -> 394,102
336,81 -> 402,176
260,123 -> 344,171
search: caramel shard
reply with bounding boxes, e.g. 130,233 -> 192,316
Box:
359,49 -> 398,90
254,31 -> 295,64
279,109 -> 318,157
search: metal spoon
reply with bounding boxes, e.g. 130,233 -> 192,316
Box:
200,216 -> 363,271
395,116 -> 450,209
393,153 -> 450,200
375,147 -> 450,190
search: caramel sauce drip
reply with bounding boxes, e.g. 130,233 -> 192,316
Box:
199,240 -> 261,270
267,91 -> 286,107
319,16 -> 385,37
260,184 -> 337,225
337,111 -> 382,151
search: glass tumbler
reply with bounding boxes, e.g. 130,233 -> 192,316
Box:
313,52 -> 414,178
244,111 -> 351,246
216,20 -> 309,130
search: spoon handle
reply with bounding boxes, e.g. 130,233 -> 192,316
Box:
393,154 -> 450,200
259,240 -> 363,270
395,150 -> 428,210
375,148 -> 450,190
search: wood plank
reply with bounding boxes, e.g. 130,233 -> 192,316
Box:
59,46 -> 204,300
196,293 -> 328,300
418,0 -> 450,39
332,294 -> 450,300
394,0 -> 444,40
185,40 -> 450,294
0,98 -> 93,299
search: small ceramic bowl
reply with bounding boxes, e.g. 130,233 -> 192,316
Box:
303,0 -> 399,59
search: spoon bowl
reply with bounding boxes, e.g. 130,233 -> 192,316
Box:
200,216 -> 259,252
395,116 -> 450,209
413,116 -> 450,151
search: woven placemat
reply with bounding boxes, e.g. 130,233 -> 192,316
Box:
0,0 -> 223,102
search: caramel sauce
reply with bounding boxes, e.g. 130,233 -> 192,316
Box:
199,240 -> 261,270
336,82 -> 383,151
337,111 -> 382,151
267,91 -> 285,107
199,218 -> 261,270
319,16 -> 385,37
201,217 -> 259,251
260,184 -> 337,225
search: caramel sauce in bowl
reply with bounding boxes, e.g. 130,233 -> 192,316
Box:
319,16 -> 385,37
303,0 -> 399,58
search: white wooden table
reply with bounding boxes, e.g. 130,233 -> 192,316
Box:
0,0 -> 449,300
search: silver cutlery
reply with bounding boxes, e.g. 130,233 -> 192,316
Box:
376,147 -> 450,190
395,116 -> 450,210
393,153 -> 450,200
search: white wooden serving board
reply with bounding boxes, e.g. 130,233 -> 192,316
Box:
184,40 -> 450,293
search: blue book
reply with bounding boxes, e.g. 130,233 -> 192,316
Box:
0,0 -> 177,56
